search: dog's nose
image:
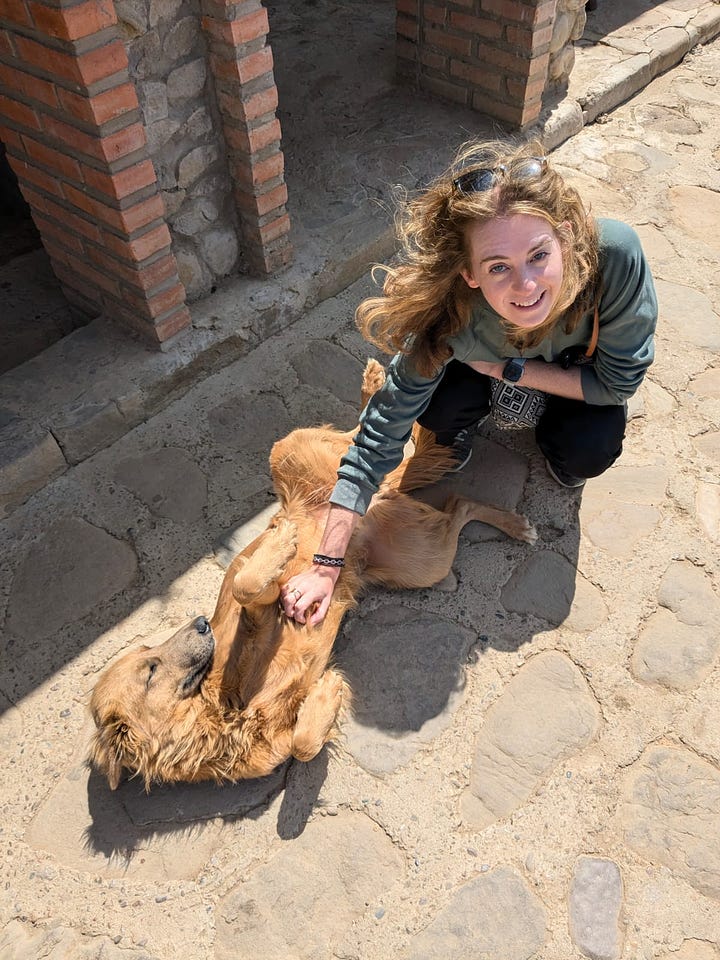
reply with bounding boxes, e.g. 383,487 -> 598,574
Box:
195,616 -> 210,635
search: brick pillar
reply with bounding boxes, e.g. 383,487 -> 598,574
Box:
397,0 -> 556,130
0,0 -> 190,345
201,0 -> 292,276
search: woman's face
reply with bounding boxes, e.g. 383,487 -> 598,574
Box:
462,213 -> 565,330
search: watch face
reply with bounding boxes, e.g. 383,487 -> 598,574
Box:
504,359 -> 525,382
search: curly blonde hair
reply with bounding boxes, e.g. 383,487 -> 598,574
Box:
356,139 -> 600,377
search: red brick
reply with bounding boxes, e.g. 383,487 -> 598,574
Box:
397,14 -> 418,41
233,181 -> 287,218
396,37 -> 418,62
147,281 -> 185,318
224,117 -> 281,153
424,28 -> 472,57
0,95 -> 41,131
131,253 -> 179,292
81,159 -> 157,200
28,0 -> 117,40
0,126 -> 24,151
238,85 -> 278,121
62,182 -> 164,232
449,11 -> 504,40
154,305 -> 191,342
507,73 -> 546,102
210,45 -> 273,84
103,222 -> 171,262
13,158 -> 64,198
53,246 -> 122,296
477,45 -> 533,73
257,212 -> 290,245
202,7 -> 268,44
0,31 -> 15,58
396,0 -> 418,13
23,187 -> 104,242
450,58 -> 503,93
0,66 -> 59,109
506,22 -> 553,53
420,73 -> 468,105
419,49 -> 446,71
20,135 -> 83,181
2,0 -> 32,27
97,123 -> 147,163
33,213 -> 85,253
75,40 -> 128,86
57,82 -> 139,125
232,150 -> 283,188
422,4 -> 446,25
13,35 -> 81,82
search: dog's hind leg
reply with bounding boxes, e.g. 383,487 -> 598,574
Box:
291,670 -> 349,762
447,496 -> 537,545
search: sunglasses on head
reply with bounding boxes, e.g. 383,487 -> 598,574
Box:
452,156 -> 547,195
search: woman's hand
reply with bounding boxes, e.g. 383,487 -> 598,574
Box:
280,565 -> 342,626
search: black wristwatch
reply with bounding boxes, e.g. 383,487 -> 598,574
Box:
502,357 -> 526,384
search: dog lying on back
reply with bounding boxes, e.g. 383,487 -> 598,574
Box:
89,360 -> 536,789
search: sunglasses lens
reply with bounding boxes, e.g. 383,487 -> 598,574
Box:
454,168 -> 496,194
453,157 -> 546,194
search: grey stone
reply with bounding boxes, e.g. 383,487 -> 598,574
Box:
290,340 -> 366,405
214,501 -> 281,568
161,187 -> 186,218
184,105 -> 213,140
114,0 -> 148,34
564,573 -> 609,633
407,868 -> 547,960
199,225 -> 240,277
27,752 -> 225,880
163,17 -> 199,61
171,197 -> 220,237
178,145 -> 219,188
654,278 -> 720,351
632,560 -> 720,690
6,518 -> 137,639
51,400 -> 130,465
462,652 -> 601,828
336,604 -> 476,775
0,419 -> 67,518
174,246 -> 213,300
208,392 -> 292,456
500,550 -> 577,625
621,745 -> 720,900
215,813 -> 403,960
669,184 -> 720,257
145,117 -> 181,154
0,920 -> 161,960
697,481 -> 720,543
148,0 -> 182,27
139,81 -> 168,125
569,857 -> 624,960
114,446 -> 207,523
167,57 -> 207,102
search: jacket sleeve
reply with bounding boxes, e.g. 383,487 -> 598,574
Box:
581,221 -> 658,405
329,353 -> 445,515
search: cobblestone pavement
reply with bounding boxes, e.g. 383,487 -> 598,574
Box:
1,38 -> 720,960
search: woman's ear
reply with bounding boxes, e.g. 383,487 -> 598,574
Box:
460,267 -> 480,289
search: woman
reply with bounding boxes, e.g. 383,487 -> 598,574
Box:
281,140 -> 657,626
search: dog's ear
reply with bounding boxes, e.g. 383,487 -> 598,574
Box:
88,717 -> 129,790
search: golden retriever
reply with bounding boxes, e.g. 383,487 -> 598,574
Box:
89,360 -> 536,789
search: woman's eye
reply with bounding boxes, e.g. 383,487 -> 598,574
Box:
532,250 -> 549,262
488,263 -> 507,275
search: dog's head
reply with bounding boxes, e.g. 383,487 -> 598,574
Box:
89,616 -> 215,789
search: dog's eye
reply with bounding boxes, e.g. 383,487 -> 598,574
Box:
195,616 -> 210,635
146,661 -> 158,687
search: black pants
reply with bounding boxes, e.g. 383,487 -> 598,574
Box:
417,360 -> 626,479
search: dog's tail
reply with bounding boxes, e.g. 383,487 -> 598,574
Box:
382,425 -> 456,493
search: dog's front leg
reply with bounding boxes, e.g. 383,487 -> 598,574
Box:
291,670 -> 349,762
232,518 -> 298,606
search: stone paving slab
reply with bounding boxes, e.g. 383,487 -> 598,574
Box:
1,28 -> 720,960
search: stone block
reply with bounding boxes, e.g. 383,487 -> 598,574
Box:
0,418 -> 67,518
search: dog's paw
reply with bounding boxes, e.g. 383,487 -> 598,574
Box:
514,515 -> 538,544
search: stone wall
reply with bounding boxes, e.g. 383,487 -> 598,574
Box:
116,0 -> 240,300
546,0 -> 587,93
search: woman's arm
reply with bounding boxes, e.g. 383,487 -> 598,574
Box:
467,358 -> 584,400
280,505 -> 359,625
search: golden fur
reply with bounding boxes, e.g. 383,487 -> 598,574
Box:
89,360 -> 536,789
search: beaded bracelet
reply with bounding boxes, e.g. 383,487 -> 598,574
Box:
312,553 -> 345,568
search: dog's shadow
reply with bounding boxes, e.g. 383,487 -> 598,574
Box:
83,748 -> 330,861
